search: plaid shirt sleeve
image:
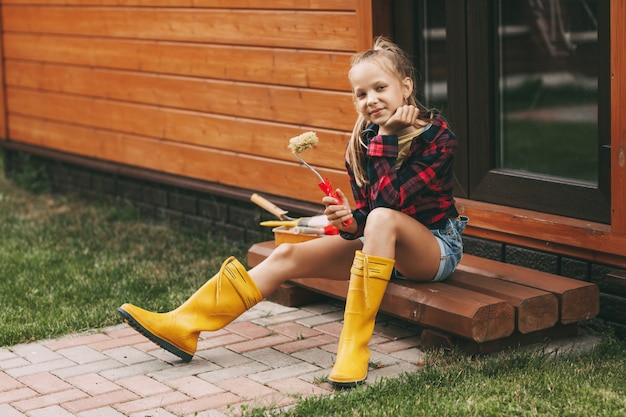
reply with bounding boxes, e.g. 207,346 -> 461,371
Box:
340,114 -> 458,240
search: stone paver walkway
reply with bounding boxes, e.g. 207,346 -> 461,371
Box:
0,301 -> 426,417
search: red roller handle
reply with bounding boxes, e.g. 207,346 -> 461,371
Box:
318,178 -> 352,227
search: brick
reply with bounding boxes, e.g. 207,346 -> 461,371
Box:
195,347 -> 253,367
268,322 -> 321,340
12,388 -> 88,412
560,257 -> 590,280
44,333 -> 112,351
462,236 -> 503,261
0,371 -> 24,392
371,336 -> 422,354
216,377 -> 276,400
63,389 -> 139,414
244,348 -> 301,368
18,372 -> 72,394
0,387 -> 38,404
227,335 -> 293,354
247,363 -> 321,384
504,245 -> 559,274
165,376 -> 224,398
273,334 -> 336,355
102,346 -> 155,365
197,198 -> 227,221
0,404 -> 27,417
198,362 -> 270,384
66,373 -> 122,396
289,347 -> 336,369
168,191 -> 197,214
114,391 -> 191,415
53,359 -> 126,379
27,405 -> 77,417
56,345 -> 108,365
11,344 -> 62,364
116,375 -> 172,397
226,322 -> 272,339
165,392 -> 242,415
267,377 -> 332,397
5,358 -> 77,379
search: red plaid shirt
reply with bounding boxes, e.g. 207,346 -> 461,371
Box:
341,113 -> 459,240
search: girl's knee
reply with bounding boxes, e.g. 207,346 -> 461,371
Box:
364,207 -> 397,231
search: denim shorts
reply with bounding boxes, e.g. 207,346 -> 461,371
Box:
391,215 -> 469,282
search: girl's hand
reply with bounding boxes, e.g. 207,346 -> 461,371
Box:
322,189 -> 356,233
378,105 -> 420,136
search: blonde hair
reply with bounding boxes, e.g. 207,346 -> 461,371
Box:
346,37 -> 430,187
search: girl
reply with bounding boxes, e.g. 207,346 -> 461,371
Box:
118,37 -> 467,388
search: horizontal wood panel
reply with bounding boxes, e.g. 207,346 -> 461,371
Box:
8,114 -> 354,205
2,0 -> 354,8
7,87 -> 349,169
4,34 -> 352,91
3,7 -> 357,51
5,61 -> 355,132
458,198 -> 626,264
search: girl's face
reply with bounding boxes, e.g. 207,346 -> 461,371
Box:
349,61 -> 413,126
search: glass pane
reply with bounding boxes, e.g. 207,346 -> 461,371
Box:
496,0 -> 598,183
420,1 -> 448,114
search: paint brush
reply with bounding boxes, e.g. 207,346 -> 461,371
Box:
288,132 -> 352,226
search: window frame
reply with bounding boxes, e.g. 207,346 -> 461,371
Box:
388,0 -> 611,223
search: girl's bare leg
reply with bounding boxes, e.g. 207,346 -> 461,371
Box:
249,235 -> 363,297
361,208 -> 441,282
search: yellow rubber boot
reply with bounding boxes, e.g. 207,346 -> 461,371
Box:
118,256 -> 262,362
329,251 -> 395,388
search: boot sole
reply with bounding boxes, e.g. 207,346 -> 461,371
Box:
117,307 -> 193,363
329,378 -> 366,389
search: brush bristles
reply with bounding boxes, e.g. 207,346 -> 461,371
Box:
288,131 -> 319,154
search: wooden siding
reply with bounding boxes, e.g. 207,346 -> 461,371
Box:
1,0 -> 368,204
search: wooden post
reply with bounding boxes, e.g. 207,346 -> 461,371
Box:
611,0 -> 626,235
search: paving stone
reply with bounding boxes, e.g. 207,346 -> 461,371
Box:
103,346 -> 156,365
11,343 -> 62,364
147,360 -> 221,382
0,371 -> 24,391
195,346 -> 253,367
198,362 -> 270,384
28,404 -> 78,417
78,406 -> 129,417
243,347 -> 302,368
12,388 -> 89,413
99,358 -> 172,380
214,376 -> 276,400
57,345 -> 109,365
165,376 -> 224,398
248,362 -> 321,384
0,403 -> 27,417
66,373 -> 123,396
53,359 -> 126,379
289,347 -> 336,369
114,391 -> 192,415
6,358 -> 78,378
18,372 -> 73,394
297,311 -> 344,327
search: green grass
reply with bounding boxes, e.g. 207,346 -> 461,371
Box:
1,152 -> 624,417
0,172 -> 248,347
246,337 -> 626,416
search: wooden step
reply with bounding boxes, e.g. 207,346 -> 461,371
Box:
248,241 -> 515,343
446,269 -> 559,334
458,255 -> 599,324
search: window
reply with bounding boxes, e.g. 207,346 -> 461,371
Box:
388,0 -> 610,223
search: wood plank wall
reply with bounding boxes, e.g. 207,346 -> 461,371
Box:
1,0 -> 370,205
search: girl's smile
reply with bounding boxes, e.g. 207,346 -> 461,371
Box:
349,61 -> 412,127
